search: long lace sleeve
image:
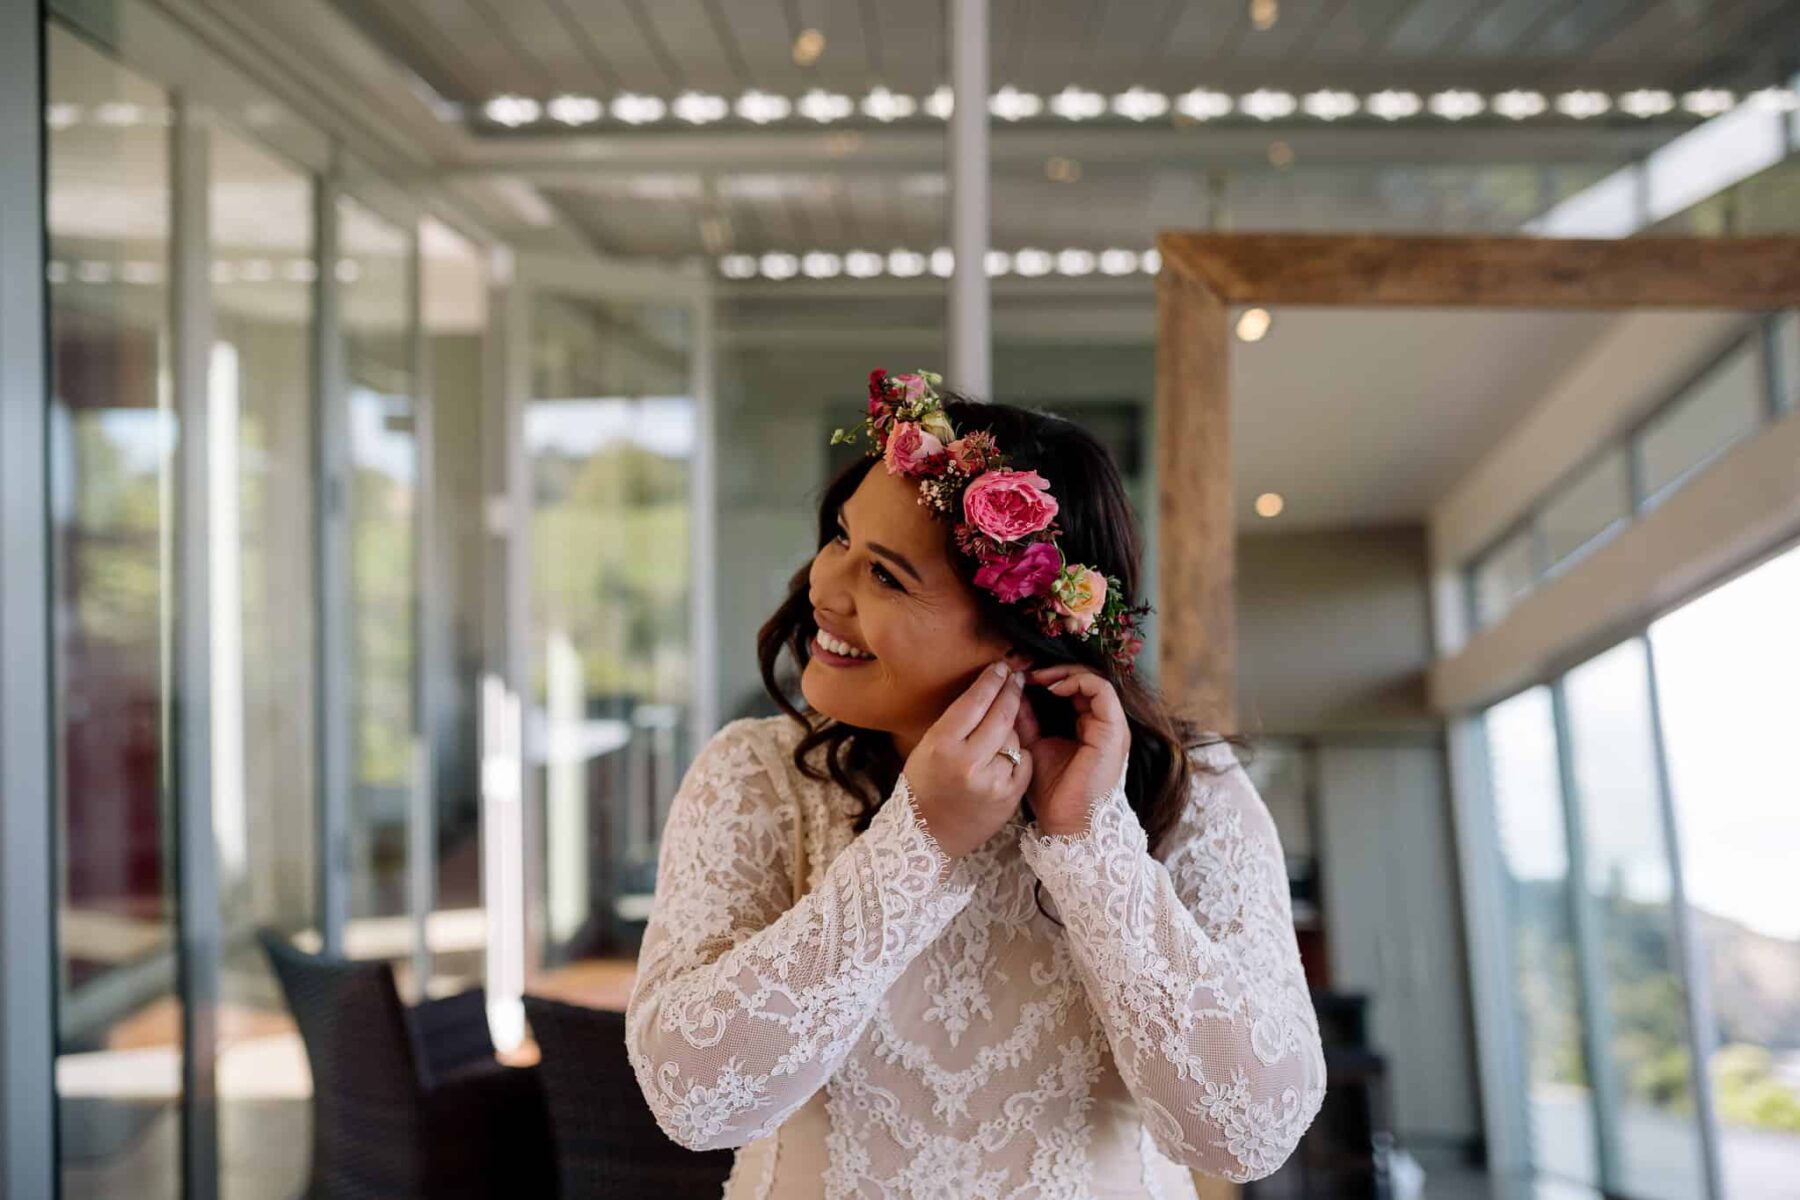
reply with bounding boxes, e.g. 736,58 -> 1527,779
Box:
624,720 -> 977,1151
1017,744 -> 1326,1181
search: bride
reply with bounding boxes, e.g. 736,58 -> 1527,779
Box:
625,370 -> 1325,1198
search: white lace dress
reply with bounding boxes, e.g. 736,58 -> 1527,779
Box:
625,716 -> 1326,1198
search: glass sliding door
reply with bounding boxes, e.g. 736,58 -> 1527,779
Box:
1651,545 -> 1800,1200
1562,641 -> 1707,1200
207,122 -> 317,1199
526,289 -> 696,975
46,24 -> 182,1199
1484,687 -> 1597,1187
339,196 -> 422,985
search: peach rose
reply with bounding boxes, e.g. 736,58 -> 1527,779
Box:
1051,564 -> 1108,633
962,469 -> 1058,542
883,421 -> 945,476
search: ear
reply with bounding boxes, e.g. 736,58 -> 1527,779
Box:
1002,648 -> 1034,672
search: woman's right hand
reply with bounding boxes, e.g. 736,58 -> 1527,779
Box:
903,662 -> 1033,859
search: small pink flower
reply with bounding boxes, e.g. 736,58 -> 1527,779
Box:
948,433 -> 996,473
882,421 -> 945,476
892,373 -> 929,403
1051,564 -> 1108,633
973,541 -> 1061,603
962,469 -> 1059,542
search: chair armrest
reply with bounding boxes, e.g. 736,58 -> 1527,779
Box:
409,987 -> 496,1083
424,1062 -> 555,1195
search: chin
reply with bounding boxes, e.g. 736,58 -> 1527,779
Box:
800,658 -> 892,733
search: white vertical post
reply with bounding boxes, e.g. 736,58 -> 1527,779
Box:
407,226 -> 436,1000
315,163 -> 352,958
0,4 -> 57,1192
947,0 -> 991,397
689,284 -> 718,749
173,97 -> 221,1200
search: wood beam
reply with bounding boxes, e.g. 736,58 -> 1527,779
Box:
1158,232 -> 1800,310
1155,266 -> 1236,734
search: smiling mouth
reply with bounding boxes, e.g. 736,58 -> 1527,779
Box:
813,628 -> 876,662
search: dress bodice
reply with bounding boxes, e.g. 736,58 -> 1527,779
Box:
625,716 -> 1324,1198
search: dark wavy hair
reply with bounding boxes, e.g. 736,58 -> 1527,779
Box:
756,394 -> 1245,859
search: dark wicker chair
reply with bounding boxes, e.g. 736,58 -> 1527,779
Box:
259,930 -> 556,1199
522,995 -> 736,1199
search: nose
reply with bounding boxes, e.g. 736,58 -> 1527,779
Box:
808,545 -> 855,615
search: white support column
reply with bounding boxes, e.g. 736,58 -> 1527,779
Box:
315,161 -> 352,958
689,282 -> 719,749
947,0 -> 991,397
0,4 -> 57,1193
407,226 -> 437,1000
173,97 -> 221,1200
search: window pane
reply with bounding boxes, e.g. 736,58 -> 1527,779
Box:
209,123 -> 316,1199
1542,449 -> 1631,574
1485,687 -> 1597,1187
1473,527 -> 1537,628
341,196 -> 420,976
1563,641 -> 1707,1200
1651,544 -> 1800,1200
47,25 -> 181,1199
527,292 -> 693,969
1775,311 -> 1798,414
1639,339 -> 1764,504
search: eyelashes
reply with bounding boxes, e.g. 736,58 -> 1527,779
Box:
833,525 -> 905,592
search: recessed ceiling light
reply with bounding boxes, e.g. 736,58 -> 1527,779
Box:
793,28 -> 826,67
1236,307 -> 1273,342
1255,492 -> 1285,518
546,94 -> 601,126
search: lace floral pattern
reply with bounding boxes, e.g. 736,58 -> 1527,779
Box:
1019,743 -> 1328,1182
626,718 -> 1325,1194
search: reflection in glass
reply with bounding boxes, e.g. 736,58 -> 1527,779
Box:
421,217 -> 489,993
528,293 -> 693,968
1563,641 -> 1706,1200
1541,449 -> 1631,575
341,197 -> 419,977
1485,688 -> 1596,1187
1652,545 -> 1800,1200
209,123 -> 316,1198
47,25 -> 181,1199
1473,527 -> 1537,629
1639,338 -> 1764,505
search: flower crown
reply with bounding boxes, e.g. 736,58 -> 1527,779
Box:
831,369 -> 1149,670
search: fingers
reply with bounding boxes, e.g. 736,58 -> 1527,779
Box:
1013,690 -> 1042,746
1035,668 -> 1127,740
939,661 -> 1014,739
967,669 -> 1024,757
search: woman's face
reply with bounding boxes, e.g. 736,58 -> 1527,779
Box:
802,466 -> 1021,745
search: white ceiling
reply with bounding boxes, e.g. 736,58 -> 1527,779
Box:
1232,306 -> 1631,529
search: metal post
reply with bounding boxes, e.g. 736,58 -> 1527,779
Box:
1643,637 -> 1727,1200
1550,681 -> 1621,1192
689,284 -> 718,751
315,162 -> 351,958
172,97 -> 221,1200
946,0 -> 990,397
0,3 -> 58,1193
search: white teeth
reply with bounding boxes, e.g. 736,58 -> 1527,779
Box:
818,630 -> 873,659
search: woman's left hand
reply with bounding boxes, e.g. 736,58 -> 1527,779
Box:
1016,664 -> 1131,837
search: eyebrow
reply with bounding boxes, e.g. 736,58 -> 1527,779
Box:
836,510 -> 925,585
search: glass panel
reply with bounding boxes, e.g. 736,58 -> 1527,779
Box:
1485,687 -> 1597,1187
1639,338 -> 1764,505
46,25 -> 181,1199
208,123 -> 316,1199
421,217 -> 488,994
1651,544 -> 1800,1200
527,291 -> 693,980
1542,449 -> 1631,574
1563,641 -> 1707,1200
1472,526 -> 1537,629
1774,311 -> 1798,415
340,196 -> 420,982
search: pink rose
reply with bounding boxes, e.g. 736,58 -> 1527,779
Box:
1051,564 -> 1108,633
962,469 -> 1059,542
883,421 -> 945,476
892,372 -> 929,403
973,541 -> 1062,604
